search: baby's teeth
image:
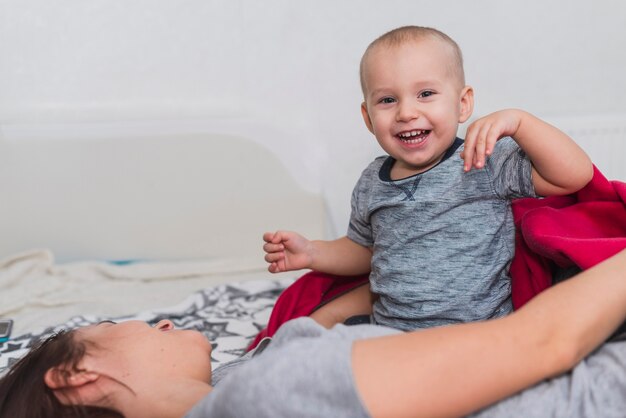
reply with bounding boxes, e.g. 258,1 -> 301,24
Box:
399,130 -> 428,138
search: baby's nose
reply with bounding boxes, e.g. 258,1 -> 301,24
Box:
396,102 -> 420,122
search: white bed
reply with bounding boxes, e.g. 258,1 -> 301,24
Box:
0,120 -> 328,371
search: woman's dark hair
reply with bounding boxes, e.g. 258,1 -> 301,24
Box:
0,330 -> 122,418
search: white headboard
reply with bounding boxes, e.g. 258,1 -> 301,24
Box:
0,123 -> 327,264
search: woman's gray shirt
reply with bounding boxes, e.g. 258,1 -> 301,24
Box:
186,318 -> 395,418
185,317 -> 626,417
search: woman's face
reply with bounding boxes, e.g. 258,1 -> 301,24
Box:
76,319 -> 214,384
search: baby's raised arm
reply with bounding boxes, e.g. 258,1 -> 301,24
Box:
263,232 -> 372,275
462,109 -> 593,196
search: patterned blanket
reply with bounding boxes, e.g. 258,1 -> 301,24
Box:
0,278 -> 292,374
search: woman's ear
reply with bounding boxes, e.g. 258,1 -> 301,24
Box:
361,102 -> 374,134
458,86 -> 474,123
44,367 -> 101,405
44,367 -> 99,389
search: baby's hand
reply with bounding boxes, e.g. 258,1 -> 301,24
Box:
461,109 -> 523,172
262,231 -> 313,273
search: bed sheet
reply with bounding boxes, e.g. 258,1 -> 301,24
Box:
0,249 -> 296,374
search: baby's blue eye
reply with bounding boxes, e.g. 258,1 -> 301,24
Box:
379,97 -> 396,104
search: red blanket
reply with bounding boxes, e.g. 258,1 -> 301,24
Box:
510,166 -> 626,307
248,272 -> 368,350
249,167 -> 626,350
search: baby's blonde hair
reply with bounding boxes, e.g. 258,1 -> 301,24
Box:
359,26 -> 465,97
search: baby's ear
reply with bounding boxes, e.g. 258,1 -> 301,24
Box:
458,86 -> 474,123
361,102 -> 374,134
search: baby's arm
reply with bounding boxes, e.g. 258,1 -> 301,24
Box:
263,231 -> 372,275
462,109 -> 593,196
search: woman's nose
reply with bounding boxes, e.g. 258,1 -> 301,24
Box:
155,319 -> 174,331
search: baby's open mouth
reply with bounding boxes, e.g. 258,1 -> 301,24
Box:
397,129 -> 430,144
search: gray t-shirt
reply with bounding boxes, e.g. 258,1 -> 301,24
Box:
471,340 -> 626,417
186,318 -> 395,418
185,317 -> 626,418
348,137 -> 537,330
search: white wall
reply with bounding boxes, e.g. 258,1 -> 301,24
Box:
1,0 -> 625,236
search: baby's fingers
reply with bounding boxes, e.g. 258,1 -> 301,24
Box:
483,125 -> 501,157
263,231 -> 276,243
463,123 -> 484,171
268,261 -> 284,273
266,252 -> 287,272
263,242 -> 285,254
264,251 -> 285,263
263,230 -> 290,245
464,121 -> 497,170
473,124 -> 494,169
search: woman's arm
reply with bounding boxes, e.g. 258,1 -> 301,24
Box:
352,248 -> 626,418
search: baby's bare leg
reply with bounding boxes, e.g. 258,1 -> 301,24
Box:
309,283 -> 376,328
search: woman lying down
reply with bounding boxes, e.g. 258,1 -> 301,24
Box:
2,250 -> 626,418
